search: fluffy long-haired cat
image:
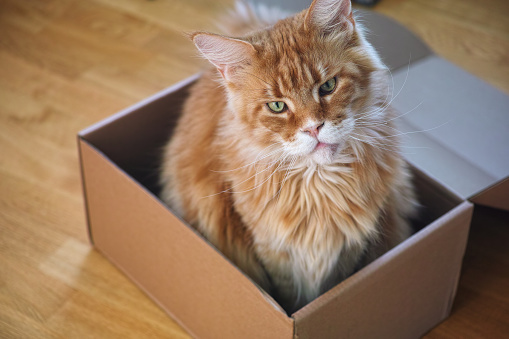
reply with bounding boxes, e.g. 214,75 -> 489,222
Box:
160,0 -> 417,313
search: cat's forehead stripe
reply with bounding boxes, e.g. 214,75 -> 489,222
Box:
312,86 -> 320,103
276,76 -> 285,97
257,28 -> 364,99
303,64 -> 315,84
273,56 -> 323,95
317,63 -> 329,80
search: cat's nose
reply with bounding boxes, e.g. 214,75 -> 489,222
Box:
302,122 -> 324,139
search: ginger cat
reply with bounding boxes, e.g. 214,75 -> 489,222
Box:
160,0 -> 417,313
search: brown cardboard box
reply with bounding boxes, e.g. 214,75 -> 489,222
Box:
78,9 -> 507,339
78,75 -> 473,338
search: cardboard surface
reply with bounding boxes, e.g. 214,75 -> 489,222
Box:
391,56 -> 509,204
80,139 -> 293,339
471,177 -> 509,211
81,74 -> 199,195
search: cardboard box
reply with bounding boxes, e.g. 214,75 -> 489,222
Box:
78,75 -> 472,338
78,9 -> 507,339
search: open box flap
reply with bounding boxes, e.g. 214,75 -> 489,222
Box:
390,56 -> 509,210
471,177 -> 509,211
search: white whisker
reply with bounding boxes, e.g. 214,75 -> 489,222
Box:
350,135 -> 401,154
200,151 -> 288,199
271,155 -> 299,204
229,153 -> 292,195
356,101 -> 424,128
378,121 -> 451,139
355,54 -> 412,122
210,143 -> 281,173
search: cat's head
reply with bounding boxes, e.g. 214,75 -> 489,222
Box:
192,0 -> 390,166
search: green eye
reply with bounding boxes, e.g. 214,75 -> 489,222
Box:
267,101 -> 286,113
319,77 -> 336,95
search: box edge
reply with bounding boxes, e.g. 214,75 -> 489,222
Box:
77,136 -> 94,246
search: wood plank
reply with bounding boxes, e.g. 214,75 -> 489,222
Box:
373,0 -> 509,94
0,0 -> 507,338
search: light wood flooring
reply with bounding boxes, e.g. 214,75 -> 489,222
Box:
1,0 -> 508,337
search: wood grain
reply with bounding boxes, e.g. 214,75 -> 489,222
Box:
0,0 -> 507,338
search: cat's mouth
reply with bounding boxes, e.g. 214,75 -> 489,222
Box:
310,142 -> 340,164
313,142 -> 339,153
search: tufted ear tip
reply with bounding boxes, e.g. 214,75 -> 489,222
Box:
191,32 -> 211,46
191,32 -> 255,81
183,31 -> 195,41
305,0 -> 355,34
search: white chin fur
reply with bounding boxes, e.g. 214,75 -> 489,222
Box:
285,139 -> 341,166
310,144 -> 339,165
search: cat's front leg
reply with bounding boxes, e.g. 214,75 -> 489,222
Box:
252,244 -> 306,313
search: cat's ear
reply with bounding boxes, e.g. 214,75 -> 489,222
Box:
305,0 -> 355,34
191,32 -> 255,81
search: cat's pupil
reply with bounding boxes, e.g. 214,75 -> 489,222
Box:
267,101 -> 286,113
319,77 -> 336,95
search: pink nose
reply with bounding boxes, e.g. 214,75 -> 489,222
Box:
302,122 -> 324,139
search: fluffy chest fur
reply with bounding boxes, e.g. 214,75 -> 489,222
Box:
228,156 -> 392,308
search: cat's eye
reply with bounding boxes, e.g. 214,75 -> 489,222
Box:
319,77 -> 336,96
267,101 -> 287,113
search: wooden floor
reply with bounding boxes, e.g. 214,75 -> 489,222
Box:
1,0 -> 508,337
